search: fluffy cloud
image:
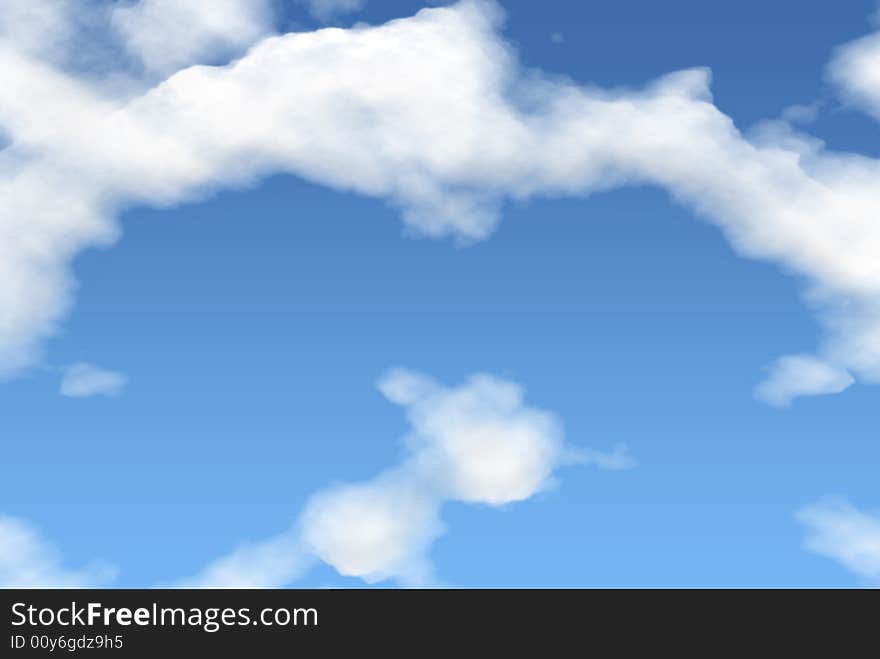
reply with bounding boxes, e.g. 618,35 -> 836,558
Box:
59,362 -> 128,398
2,1 -> 880,405
796,498 -> 880,584
828,8 -> 880,120
111,0 -> 274,76
0,515 -> 114,588
381,369 -> 571,504
182,369 -> 593,587
301,472 -> 443,585
0,0 -> 79,63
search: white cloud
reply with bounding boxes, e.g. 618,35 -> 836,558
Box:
181,369 -> 600,587
174,532 -> 312,588
0,515 -> 114,588
301,472 -> 443,585
0,0 -> 77,63
1,1 -> 880,404
60,362 -> 127,398
754,354 -> 854,407
299,0 -> 367,23
828,8 -> 880,121
797,498 -> 880,584
380,369 -> 571,505
111,0 -> 274,76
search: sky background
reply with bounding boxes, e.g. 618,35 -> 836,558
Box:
2,0 -> 879,587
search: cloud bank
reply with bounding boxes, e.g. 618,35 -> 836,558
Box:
0,515 -> 114,588
797,498 -> 880,585
2,0 -> 880,406
181,369 -> 594,587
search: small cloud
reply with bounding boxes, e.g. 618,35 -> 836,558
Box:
0,515 -> 115,588
301,472 -> 443,585
754,354 -> 854,407
550,32 -> 564,45
576,443 -> 637,471
174,533 -> 313,589
781,101 -> 823,125
60,362 -> 128,398
299,0 -> 367,23
376,367 -> 439,406
828,30 -> 880,121
796,497 -> 880,584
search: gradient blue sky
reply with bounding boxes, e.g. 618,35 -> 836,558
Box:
2,0 -> 879,587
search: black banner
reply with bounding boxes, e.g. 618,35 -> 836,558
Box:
1,588 -> 874,655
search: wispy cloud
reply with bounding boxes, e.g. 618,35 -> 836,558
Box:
754,355 -> 854,407
180,369 -> 607,587
576,443 -> 637,471
298,0 -> 367,23
0,515 -> 115,588
796,498 -> 880,584
60,362 -> 127,398
172,533 -> 312,589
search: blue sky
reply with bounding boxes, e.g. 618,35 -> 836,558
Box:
1,0 -> 879,588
